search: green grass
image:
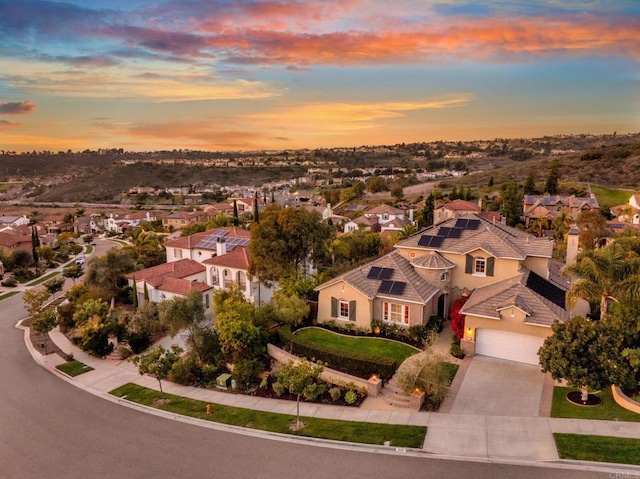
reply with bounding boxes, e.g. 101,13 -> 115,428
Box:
554,433 -> 640,465
590,184 -> 640,209
111,383 -> 426,448
0,291 -> 19,301
551,387 -> 640,422
26,271 -> 60,286
294,327 -> 419,365
110,239 -> 129,246
85,245 -> 93,254
56,360 -> 94,377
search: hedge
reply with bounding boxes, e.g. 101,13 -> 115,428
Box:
278,328 -> 397,381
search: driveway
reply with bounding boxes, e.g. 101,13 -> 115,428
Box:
448,356 -> 547,417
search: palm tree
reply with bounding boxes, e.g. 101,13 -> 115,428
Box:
397,224 -> 418,241
565,242 -> 640,319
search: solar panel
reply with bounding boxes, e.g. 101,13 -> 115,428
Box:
437,227 -> 463,238
378,280 -> 393,294
367,266 -> 394,280
455,218 -> 480,230
525,271 -> 566,309
367,267 -> 382,279
418,235 -> 444,247
378,280 -> 406,295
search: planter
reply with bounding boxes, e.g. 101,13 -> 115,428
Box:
611,385 -> 640,414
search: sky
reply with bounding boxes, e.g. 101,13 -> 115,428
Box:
0,0 -> 638,152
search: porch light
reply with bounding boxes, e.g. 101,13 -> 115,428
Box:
373,326 -> 381,335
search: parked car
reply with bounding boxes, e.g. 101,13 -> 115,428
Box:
75,257 -> 85,265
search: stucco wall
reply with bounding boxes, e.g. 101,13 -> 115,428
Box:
522,256 -> 551,279
611,386 -> 640,415
317,280 -> 372,330
465,308 -> 553,339
445,249 -> 520,290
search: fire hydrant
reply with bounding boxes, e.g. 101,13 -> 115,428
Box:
206,404 -> 212,415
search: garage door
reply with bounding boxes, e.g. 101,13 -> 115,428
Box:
475,329 -> 544,365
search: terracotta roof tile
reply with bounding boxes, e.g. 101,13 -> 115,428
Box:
157,277 -> 212,295
125,258 -> 204,283
203,246 -> 250,270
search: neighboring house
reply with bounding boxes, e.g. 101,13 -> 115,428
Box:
523,194 -> 599,227
610,194 -> 640,225
0,231 -> 32,256
161,211 -> 206,230
125,259 -> 213,316
42,214 -> 72,235
105,211 -> 156,234
433,200 -> 480,225
150,226 -> 274,306
0,215 -> 29,228
317,213 -> 567,365
343,204 -> 414,233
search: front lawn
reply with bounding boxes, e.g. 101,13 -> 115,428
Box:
551,387 -> 640,422
294,327 -> 419,365
590,184 -> 640,209
111,383 -> 426,448
56,360 -> 94,377
554,433 -> 640,465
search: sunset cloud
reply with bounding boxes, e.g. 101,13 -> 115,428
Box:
0,100 -> 36,115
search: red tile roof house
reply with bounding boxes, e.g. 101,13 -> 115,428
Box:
0,231 -> 32,256
130,227 -> 275,309
125,259 -> 213,316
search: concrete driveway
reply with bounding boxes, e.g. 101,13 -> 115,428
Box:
448,356 -> 548,417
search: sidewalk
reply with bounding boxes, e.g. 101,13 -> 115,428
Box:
35,327 -> 640,464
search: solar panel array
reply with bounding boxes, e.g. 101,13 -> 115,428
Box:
437,227 -> 463,238
455,218 -> 480,230
367,266 -> 394,280
418,235 -> 444,247
378,280 -> 406,295
196,232 -> 249,251
525,271 -> 566,309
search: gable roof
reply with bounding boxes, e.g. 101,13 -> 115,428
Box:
203,246 -> 250,270
157,277 -> 212,295
0,231 -> 31,247
125,258 -> 204,285
316,250 -> 439,304
523,195 -> 599,209
397,213 -> 553,259
439,199 -> 480,212
461,268 -> 567,327
365,204 -> 404,216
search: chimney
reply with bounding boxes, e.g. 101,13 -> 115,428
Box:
409,208 -> 414,222
216,236 -> 226,256
566,226 -> 580,265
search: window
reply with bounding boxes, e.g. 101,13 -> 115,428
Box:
237,271 -> 247,290
440,272 -> 448,281
339,300 -> 350,319
381,213 -> 389,221
383,302 -> 409,325
474,257 -> 486,275
211,268 -> 219,285
204,294 -> 210,308
174,248 -> 182,259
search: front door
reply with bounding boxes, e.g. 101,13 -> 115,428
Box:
437,294 -> 447,318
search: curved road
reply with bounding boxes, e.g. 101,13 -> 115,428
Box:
0,243 -> 603,478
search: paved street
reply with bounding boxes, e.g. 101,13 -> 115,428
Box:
0,240 -> 637,477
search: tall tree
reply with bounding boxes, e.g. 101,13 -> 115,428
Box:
253,192 -> 259,224
62,263 -> 84,284
500,180 -> 523,227
565,242 -> 640,319
158,290 -> 206,338
544,159 -> 560,195
232,200 -> 239,226
576,209 -> 608,251
523,170 -> 537,194
31,226 -> 40,265
85,248 -> 135,299
420,193 -> 435,228
249,205 -> 333,283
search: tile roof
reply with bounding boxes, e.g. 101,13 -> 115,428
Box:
365,204 -> 404,216
0,232 -> 30,247
317,250 -> 439,304
203,246 -> 250,270
440,199 -> 480,212
382,218 -> 411,228
125,258 -> 205,285
523,195 -> 599,210
165,226 -> 249,250
411,251 -> 456,270
397,213 -> 553,259
157,277 -> 212,295
460,268 -> 568,327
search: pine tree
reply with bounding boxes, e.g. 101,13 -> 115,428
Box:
31,226 -> 40,264
524,170 -> 537,194
545,159 -> 560,195
420,193 -> 435,227
233,200 -> 239,226
253,192 -> 259,224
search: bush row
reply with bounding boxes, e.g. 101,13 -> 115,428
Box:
278,328 -> 397,381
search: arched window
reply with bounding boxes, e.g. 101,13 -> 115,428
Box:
237,271 -> 247,290
211,268 -> 219,285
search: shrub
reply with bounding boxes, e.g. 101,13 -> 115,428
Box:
344,390 -> 358,405
1,277 -> 17,287
449,297 -> 469,341
116,344 -> 133,359
278,327 -> 397,380
272,381 -> 286,396
126,332 -> 151,354
450,339 -> 464,359
329,387 -> 342,402
302,382 -> 326,401
170,358 -> 196,386
201,364 -> 221,387
232,357 -> 264,388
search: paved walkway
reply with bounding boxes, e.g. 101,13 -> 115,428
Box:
32,327 -> 640,465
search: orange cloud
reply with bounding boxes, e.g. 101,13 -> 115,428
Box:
204,15 -> 640,66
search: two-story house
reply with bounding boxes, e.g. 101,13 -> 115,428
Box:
343,204 -> 413,233
316,214 -> 573,365
523,194 -> 599,227
433,199 -> 481,225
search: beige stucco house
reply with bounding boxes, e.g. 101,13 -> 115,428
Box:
317,213 -> 570,365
